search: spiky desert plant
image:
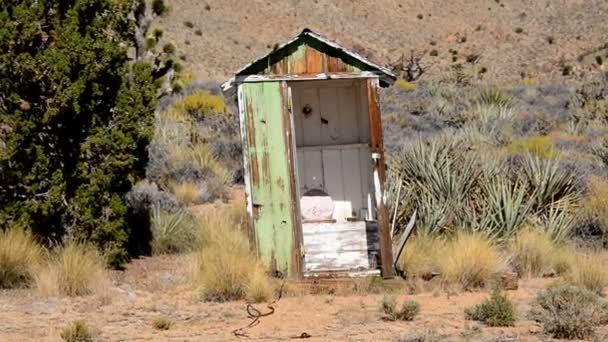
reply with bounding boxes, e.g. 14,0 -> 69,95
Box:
480,177 -> 532,240
519,155 -> 580,213
477,87 -> 512,108
151,206 -> 195,255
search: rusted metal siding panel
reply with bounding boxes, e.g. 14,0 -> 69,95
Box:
241,82 -> 301,277
366,78 -> 395,279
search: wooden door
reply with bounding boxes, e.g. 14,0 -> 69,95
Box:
239,81 -> 302,277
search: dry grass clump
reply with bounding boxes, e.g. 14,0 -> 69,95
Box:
190,204 -> 271,302
35,242 -> 107,297
60,320 -> 94,342
395,79 -> 417,92
398,233 -> 444,278
509,228 -> 557,277
580,177 -> 608,240
150,206 -> 195,255
566,253 -> 608,295
0,228 -> 44,289
506,135 -> 558,159
551,245 -> 576,276
438,232 -> 503,289
170,181 -> 199,205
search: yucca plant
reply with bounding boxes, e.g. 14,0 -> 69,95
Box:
392,138 -> 482,234
477,87 -> 512,108
480,177 -> 532,240
151,206 -> 195,255
519,155 -> 580,214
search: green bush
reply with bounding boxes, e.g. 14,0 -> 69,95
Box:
61,320 -> 94,342
465,288 -> 516,327
380,295 -> 420,321
529,285 -> 608,339
0,0 -> 166,268
153,317 -> 173,330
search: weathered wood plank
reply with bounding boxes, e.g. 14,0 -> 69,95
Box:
241,82 -> 300,277
366,78 -> 394,278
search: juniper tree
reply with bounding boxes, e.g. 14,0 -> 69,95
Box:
0,0 -> 173,266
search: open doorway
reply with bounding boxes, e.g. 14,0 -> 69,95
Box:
289,79 -> 381,277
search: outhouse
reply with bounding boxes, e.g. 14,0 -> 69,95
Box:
222,29 -> 397,279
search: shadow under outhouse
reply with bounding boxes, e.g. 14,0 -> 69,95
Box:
222,29 -> 396,279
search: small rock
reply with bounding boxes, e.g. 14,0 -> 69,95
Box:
500,271 -> 518,290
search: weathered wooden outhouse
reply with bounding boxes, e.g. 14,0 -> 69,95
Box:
222,29 -> 396,279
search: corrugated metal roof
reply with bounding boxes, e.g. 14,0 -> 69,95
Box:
221,29 -> 396,96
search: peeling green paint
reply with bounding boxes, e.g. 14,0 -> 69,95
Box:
241,82 -> 296,276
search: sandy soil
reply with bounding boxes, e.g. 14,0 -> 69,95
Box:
2,254 -> 605,341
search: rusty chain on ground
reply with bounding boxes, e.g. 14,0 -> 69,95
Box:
232,281 -> 311,339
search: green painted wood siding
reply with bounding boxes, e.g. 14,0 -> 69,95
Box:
241,82 -> 299,277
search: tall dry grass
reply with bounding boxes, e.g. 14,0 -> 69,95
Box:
398,233 -> 444,278
170,181 -> 200,205
190,203 -> 271,302
0,228 -> 44,288
510,228 -> 557,277
438,231 -> 504,289
35,242 -> 107,297
566,253 -> 608,295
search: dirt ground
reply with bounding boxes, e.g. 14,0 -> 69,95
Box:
1,254 -> 605,342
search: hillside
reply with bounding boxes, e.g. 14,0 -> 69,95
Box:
159,0 -> 608,83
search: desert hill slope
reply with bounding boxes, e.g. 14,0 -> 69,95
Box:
158,0 -> 608,83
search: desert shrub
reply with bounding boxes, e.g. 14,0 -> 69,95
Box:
507,136 -> 557,159
395,79 -> 417,92
439,232 -> 503,289
61,320 -> 94,342
380,295 -> 420,321
126,180 -> 182,214
465,287 -> 516,326
176,89 -> 225,117
191,206 -> 271,302
35,243 -> 106,297
397,329 -> 441,342
398,233 -> 444,278
152,317 -> 173,330
150,206 -> 195,255
529,285 -> 608,339
510,228 -> 557,277
0,228 -> 44,289
567,254 -> 608,295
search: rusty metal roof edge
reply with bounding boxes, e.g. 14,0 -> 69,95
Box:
221,28 -> 396,97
